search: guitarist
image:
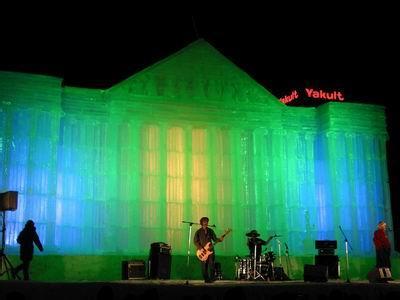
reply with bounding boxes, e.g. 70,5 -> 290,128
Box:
193,217 -> 224,283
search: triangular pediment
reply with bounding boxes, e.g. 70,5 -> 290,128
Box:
108,39 -> 282,108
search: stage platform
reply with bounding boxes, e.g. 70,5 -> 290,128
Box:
1,279 -> 400,300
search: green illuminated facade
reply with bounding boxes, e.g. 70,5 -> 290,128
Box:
0,40 -> 393,280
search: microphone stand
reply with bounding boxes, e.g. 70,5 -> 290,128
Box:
339,225 -> 353,283
284,242 -> 291,280
182,221 -> 200,269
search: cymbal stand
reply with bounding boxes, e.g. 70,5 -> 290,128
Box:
253,243 -> 265,280
284,242 -> 291,280
276,238 -> 282,267
269,253 -> 275,280
234,256 -> 240,280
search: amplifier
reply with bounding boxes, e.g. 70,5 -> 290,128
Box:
122,260 -> 146,280
151,242 -> 171,255
318,248 -> 335,256
315,240 -> 337,250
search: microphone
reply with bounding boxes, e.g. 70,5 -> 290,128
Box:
284,242 -> 289,250
209,224 -> 216,228
387,225 -> 392,232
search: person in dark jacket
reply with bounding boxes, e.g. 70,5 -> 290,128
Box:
193,217 -> 223,283
373,220 -> 392,280
246,230 -> 268,259
13,220 -> 43,280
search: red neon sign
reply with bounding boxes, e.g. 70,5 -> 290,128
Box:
280,90 -> 299,104
279,88 -> 344,104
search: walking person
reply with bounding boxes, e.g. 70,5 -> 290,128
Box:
14,220 -> 43,280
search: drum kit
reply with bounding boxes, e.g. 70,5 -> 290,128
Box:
235,230 -> 285,281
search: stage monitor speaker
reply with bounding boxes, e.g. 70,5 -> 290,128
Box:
0,191 -> 18,211
315,255 -> 340,279
367,267 -> 392,283
303,264 -> 328,282
122,260 -> 146,280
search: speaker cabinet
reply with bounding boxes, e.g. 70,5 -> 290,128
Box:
149,243 -> 172,279
149,253 -> 171,279
0,191 -> 18,211
315,255 -> 339,279
303,264 -> 328,282
122,260 -> 146,280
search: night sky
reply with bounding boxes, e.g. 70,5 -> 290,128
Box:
1,14 -> 398,248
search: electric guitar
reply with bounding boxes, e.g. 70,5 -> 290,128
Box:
196,228 -> 232,262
